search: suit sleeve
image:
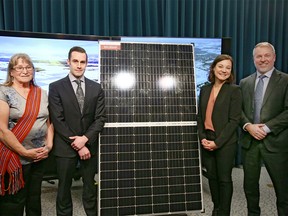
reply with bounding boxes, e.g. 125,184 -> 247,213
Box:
214,86 -> 242,148
48,82 -> 77,144
197,87 -> 206,141
264,76 -> 288,135
239,79 -> 251,127
84,87 -> 106,145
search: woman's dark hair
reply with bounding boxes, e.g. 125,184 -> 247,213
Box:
208,54 -> 234,84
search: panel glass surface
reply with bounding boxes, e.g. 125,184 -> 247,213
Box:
99,42 -> 203,216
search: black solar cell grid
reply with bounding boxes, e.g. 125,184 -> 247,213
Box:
99,42 -> 203,215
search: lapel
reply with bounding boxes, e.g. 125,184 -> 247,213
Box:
211,83 -> 230,111
83,77 -> 92,113
246,74 -> 257,109
262,69 -> 279,107
248,73 -> 257,105
214,83 -> 227,106
202,84 -> 213,114
202,83 -> 230,118
63,76 -> 82,113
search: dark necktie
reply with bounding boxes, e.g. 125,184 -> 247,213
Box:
253,74 -> 266,123
74,79 -> 84,113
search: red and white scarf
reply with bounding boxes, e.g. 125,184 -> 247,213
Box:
0,85 -> 41,195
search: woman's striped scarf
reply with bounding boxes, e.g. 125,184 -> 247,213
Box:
0,85 -> 41,195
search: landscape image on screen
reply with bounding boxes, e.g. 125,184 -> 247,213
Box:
0,36 -> 100,92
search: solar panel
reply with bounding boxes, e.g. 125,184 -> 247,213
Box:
99,41 -> 203,216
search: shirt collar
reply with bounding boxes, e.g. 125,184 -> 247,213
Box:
68,73 -> 85,83
256,67 -> 274,79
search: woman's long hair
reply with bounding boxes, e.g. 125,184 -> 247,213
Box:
3,53 -> 36,87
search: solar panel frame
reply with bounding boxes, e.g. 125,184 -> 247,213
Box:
99,41 -> 204,216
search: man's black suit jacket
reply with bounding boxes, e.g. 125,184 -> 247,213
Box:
48,75 -> 106,157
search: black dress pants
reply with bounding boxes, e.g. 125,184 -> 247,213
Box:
202,130 -> 237,216
55,155 -> 98,216
0,160 -> 45,216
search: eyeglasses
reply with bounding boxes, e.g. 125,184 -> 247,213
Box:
13,66 -> 34,72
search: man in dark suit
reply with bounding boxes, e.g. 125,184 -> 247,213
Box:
240,42 -> 288,216
48,46 -> 106,216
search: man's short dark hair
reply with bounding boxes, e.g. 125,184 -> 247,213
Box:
68,46 -> 88,61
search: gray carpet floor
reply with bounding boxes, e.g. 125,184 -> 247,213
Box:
40,167 -> 277,216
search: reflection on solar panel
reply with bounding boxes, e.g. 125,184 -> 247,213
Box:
99,41 -> 203,216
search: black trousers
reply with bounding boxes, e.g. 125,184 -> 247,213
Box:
202,130 -> 237,216
55,155 -> 98,216
242,140 -> 288,216
0,160 -> 45,216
